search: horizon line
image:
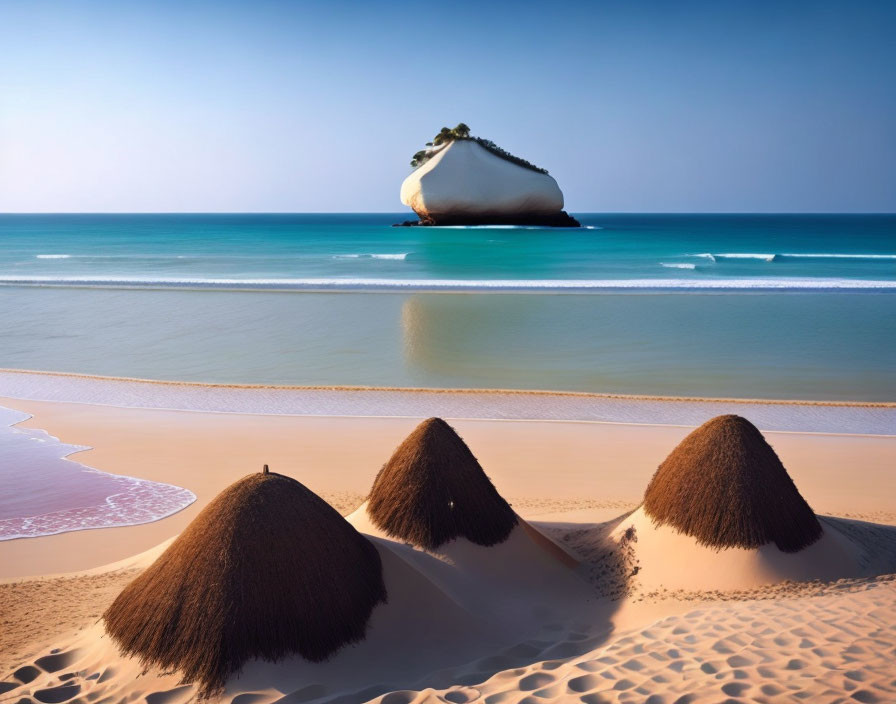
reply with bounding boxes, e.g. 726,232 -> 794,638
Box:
2,211 -> 895,216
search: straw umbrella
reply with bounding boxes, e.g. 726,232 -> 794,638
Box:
367,417 -> 518,550
104,470 -> 387,697
643,415 -> 822,552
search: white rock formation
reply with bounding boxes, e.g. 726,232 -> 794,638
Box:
400,140 -> 567,224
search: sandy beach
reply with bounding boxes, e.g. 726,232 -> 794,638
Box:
2,395 -> 895,579
2,387 -> 895,703
6,2 -> 896,699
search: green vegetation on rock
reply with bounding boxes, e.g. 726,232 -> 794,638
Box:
410,123 -> 548,174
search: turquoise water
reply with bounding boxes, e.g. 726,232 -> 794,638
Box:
1,213 -> 895,288
0,214 -> 894,401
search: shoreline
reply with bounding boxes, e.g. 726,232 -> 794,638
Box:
3,367 -> 893,408
2,369 -> 894,437
1,408 -> 196,542
1,397 -> 895,579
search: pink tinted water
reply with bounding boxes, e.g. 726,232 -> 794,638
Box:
0,406 -> 195,540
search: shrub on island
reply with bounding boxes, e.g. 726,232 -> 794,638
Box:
410,122 -> 549,175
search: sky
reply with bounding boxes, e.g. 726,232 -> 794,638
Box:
1,0 -> 895,213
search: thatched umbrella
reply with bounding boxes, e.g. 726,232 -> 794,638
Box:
643,414 -> 822,552
103,471 -> 387,698
367,417 -> 518,550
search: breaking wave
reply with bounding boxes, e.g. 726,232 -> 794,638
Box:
661,263 -> 698,270
690,252 -> 896,263
333,253 -> 410,260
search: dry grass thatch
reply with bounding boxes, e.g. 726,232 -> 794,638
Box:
103,471 -> 387,698
643,414 -> 822,553
367,418 -> 517,550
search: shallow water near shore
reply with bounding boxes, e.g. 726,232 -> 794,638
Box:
0,406 -> 195,540
0,287 -> 894,402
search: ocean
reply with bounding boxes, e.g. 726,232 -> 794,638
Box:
0,213 -> 894,401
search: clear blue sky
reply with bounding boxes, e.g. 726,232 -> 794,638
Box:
1,0 -> 894,212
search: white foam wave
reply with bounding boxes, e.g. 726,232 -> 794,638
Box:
0,480 -> 196,540
0,408 -> 195,540
778,253 -> 896,260
1,275 -> 894,291
690,252 -> 896,263
693,253 -> 777,262
333,253 -> 409,260
35,254 -> 71,259
661,263 -> 697,270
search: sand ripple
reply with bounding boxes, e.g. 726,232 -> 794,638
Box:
371,575 -> 896,703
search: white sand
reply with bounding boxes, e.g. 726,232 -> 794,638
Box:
348,503 -> 594,624
609,506 -> 864,591
1,395 -> 895,703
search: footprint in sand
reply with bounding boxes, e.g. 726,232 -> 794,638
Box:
441,687 -> 481,703
33,683 -> 81,703
517,671 -> 556,691
34,651 -> 82,674
566,673 -> 600,693
378,692 -> 421,704
95,667 -> 116,684
229,693 -> 271,704
721,682 -> 751,696
14,666 -> 41,684
144,685 -> 194,704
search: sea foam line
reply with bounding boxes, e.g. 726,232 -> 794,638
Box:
0,408 -> 196,540
692,253 -> 777,262
35,254 -> 71,259
779,253 -> 896,260
333,253 -> 409,260
690,252 -> 896,262
1,275 -> 895,291
661,263 -> 697,270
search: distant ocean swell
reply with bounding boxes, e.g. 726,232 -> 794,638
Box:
1,275 -> 895,291
36,252 -> 896,264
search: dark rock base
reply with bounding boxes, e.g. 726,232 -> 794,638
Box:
394,211 -> 582,228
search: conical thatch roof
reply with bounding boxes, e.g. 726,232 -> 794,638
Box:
367,417 -> 518,550
643,415 -> 822,553
103,471 -> 386,698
